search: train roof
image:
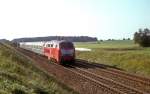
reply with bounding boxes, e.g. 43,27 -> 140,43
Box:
46,40 -> 73,44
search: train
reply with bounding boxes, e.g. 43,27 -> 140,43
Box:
19,40 -> 75,65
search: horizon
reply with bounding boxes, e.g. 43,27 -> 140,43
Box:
2,36 -> 133,41
0,0 -> 150,40
3,35 -> 133,41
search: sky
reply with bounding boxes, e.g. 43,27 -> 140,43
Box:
0,0 -> 150,40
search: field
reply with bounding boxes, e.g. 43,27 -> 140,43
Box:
75,40 -> 150,77
0,43 -> 76,94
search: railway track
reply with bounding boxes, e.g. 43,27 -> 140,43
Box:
75,60 -> 150,93
77,59 -> 150,85
4,43 -> 149,94
68,65 -> 147,94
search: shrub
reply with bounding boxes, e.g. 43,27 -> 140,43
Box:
34,87 -> 49,94
11,88 -> 26,94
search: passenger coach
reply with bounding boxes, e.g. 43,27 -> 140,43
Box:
43,40 -> 75,64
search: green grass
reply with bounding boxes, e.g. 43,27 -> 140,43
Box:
75,40 -> 150,77
75,40 -> 138,49
0,43 -> 77,94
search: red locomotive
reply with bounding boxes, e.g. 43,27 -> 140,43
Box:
43,40 -> 75,64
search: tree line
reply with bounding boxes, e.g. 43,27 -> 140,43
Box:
12,36 -> 97,42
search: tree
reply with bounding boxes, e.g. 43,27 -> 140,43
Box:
134,28 -> 150,47
107,39 -> 111,41
98,39 -> 103,42
127,38 -> 130,40
123,38 -> 126,40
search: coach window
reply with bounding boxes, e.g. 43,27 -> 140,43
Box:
51,44 -> 53,48
47,44 -> 50,47
49,44 -> 51,47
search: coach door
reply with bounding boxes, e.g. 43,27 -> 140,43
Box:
54,44 -> 58,58
50,44 -> 54,58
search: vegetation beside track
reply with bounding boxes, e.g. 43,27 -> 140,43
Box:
0,42 -> 77,94
75,40 -> 150,77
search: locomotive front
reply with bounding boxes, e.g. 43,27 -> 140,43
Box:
59,41 -> 75,64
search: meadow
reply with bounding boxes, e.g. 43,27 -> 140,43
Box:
75,40 -> 150,77
0,43 -> 76,94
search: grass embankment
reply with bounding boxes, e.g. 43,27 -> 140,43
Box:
0,43 -> 76,94
75,40 -> 150,77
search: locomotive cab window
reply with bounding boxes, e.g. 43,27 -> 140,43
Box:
60,42 -> 74,49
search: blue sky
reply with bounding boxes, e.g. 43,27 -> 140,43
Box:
80,0 -> 150,39
0,0 -> 150,40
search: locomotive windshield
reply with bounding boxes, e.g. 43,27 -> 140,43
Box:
60,42 -> 74,49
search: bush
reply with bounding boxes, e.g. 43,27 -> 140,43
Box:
134,28 -> 150,47
11,88 -> 26,94
34,87 -> 49,94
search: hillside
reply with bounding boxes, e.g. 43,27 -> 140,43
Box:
0,42 -> 76,94
12,36 -> 97,42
